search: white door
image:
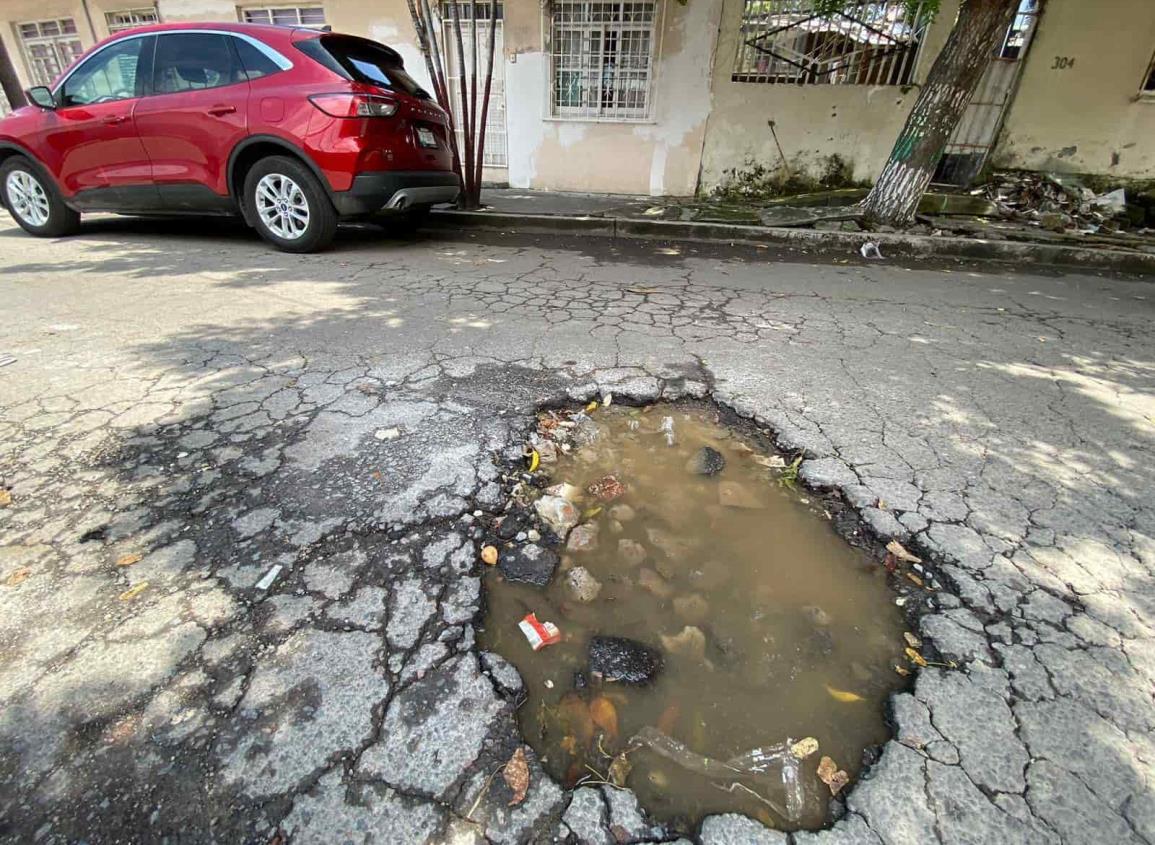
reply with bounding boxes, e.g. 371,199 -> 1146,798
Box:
935,0 -> 1041,186
442,3 -> 508,171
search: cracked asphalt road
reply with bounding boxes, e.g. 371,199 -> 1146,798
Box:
0,216 -> 1153,845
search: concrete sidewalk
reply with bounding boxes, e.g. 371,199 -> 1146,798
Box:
433,189 -> 1155,275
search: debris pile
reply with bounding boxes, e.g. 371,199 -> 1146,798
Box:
982,172 -> 1134,234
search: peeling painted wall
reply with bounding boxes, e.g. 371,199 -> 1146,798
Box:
992,0 -> 1155,180
503,0 -> 723,196
697,0 -> 960,193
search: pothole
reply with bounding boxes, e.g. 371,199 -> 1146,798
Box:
478,400 -> 924,833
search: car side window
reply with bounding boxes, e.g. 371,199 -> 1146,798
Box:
61,37 -> 148,107
232,37 -> 283,81
153,33 -> 242,94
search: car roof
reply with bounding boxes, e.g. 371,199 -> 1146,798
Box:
112,21 -> 309,38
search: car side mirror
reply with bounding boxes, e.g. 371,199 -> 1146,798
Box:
26,86 -> 56,110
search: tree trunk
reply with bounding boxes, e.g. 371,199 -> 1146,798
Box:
450,1 -> 476,210
0,34 -> 26,110
472,0 -> 499,201
861,0 -> 1020,228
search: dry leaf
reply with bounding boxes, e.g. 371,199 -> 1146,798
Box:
790,737 -> 819,759
5,567 -> 31,587
480,545 -> 499,566
905,647 -> 928,667
895,664 -> 911,676
628,286 -> 659,294
886,540 -> 922,563
116,552 -> 143,567
906,572 -> 925,588
903,631 -> 922,648
825,685 -> 865,703
0,489 -> 11,507
608,752 -> 632,787
589,695 -> 620,744
119,581 -> 149,601
817,756 -> 850,795
503,747 -> 530,806
752,454 -> 786,469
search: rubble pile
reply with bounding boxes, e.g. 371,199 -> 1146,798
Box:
982,172 -> 1135,234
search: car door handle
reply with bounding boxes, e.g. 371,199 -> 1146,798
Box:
207,105 -> 237,117
102,115 -> 129,125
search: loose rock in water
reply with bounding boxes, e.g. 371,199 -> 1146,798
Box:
567,522 -> 600,552
686,446 -> 726,476
565,566 -> 603,603
589,635 -> 663,685
535,495 -> 580,538
499,544 -> 560,587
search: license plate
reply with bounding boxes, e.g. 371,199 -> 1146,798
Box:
416,127 -> 438,148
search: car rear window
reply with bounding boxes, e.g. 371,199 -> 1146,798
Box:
297,35 -> 429,99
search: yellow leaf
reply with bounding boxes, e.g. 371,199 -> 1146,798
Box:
905,647 -> 928,667
527,449 -> 540,473
817,755 -> 849,796
585,400 -> 599,413
608,752 -> 632,787
886,540 -> 922,564
119,582 -> 149,601
906,572 -> 925,588
825,685 -> 865,703
895,664 -> 911,676
5,567 -> 31,587
790,737 -> 819,759
503,747 -> 530,806
903,631 -> 922,648
116,553 -> 143,568
582,506 -> 603,520
0,489 -> 11,507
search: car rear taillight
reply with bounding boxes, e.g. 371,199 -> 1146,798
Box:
308,93 -> 398,118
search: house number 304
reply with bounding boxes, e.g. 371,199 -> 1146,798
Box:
1052,56 -> 1076,70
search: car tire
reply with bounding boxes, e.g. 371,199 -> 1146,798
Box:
1,156 -> 80,238
244,155 -> 337,253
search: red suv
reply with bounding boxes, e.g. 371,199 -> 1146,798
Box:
0,22 -> 459,252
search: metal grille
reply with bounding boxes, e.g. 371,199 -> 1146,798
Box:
442,6 -> 508,167
240,6 -> 327,27
936,0 -> 1040,186
732,0 -> 928,86
17,19 -> 84,87
106,8 -> 160,33
549,0 -> 657,121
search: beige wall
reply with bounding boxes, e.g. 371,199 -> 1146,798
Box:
992,0 -> 1155,180
698,0 -> 961,193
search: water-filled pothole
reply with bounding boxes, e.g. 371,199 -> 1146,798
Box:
480,401 -> 913,832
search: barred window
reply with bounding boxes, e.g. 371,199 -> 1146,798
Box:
549,0 -> 657,121
733,0 -> 929,86
241,6 -> 327,27
17,19 -> 84,87
106,8 -> 159,34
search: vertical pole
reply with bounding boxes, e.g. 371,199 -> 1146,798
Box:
0,34 -> 27,109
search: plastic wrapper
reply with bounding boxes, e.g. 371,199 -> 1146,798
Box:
630,727 -> 809,822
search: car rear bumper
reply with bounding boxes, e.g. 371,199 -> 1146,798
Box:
332,170 -> 460,215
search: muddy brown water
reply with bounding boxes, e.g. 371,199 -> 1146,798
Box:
480,403 -> 908,832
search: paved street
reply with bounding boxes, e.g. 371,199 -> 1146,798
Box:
0,215 -> 1152,845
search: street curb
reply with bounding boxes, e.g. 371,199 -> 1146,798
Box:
429,210 -> 1155,276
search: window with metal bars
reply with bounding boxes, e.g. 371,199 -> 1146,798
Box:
106,8 -> 160,34
549,0 -> 657,121
17,19 -> 84,87
240,6 -> 327,27
732,0 -> 929,86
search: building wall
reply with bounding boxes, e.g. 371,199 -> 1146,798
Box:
697,0 -> 961,194
991,0 -> 1155,180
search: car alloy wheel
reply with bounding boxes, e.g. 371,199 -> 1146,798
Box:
254,173 -> 310,240
6,170 -> 51,228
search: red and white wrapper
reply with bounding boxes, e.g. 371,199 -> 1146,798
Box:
518,613 -> 561,651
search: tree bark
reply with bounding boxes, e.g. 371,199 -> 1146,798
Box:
450,1 -> 477,210
861,0 -> 1020,228
472,0 -> 499,202
0,34 -> 26,110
